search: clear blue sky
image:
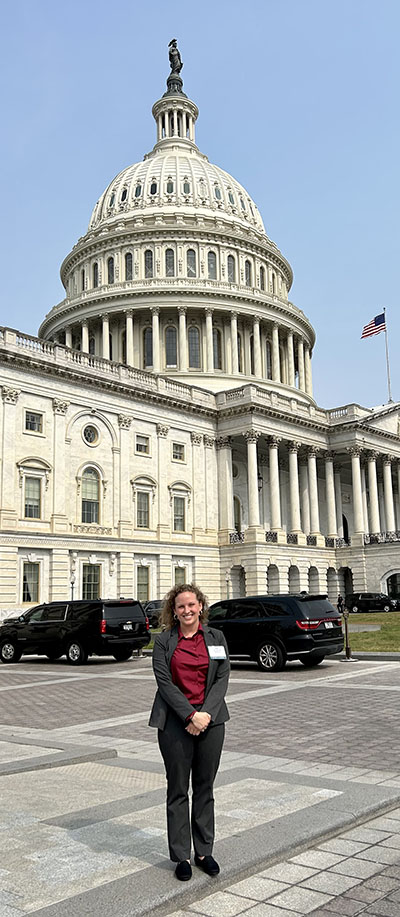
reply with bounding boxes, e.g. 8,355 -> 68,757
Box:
1,0 -> 399,410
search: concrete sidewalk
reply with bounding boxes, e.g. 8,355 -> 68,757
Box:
1,655 -> 400,916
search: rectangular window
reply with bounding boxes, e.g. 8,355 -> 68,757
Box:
82,564 -> 100,600
23,562 -> 39,603
174,566 -> 186,586
173,496 -> 185,532
172,442 -> 185,462
137,566 -> 149,603
25,477 -> 41,518
25,411 -> 43,433
136,434 -> 150,454
137,491 -> 149,528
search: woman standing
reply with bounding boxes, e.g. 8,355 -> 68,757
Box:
149,583 -> 230,881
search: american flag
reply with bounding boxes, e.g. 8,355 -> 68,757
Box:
361,312 -> 386,339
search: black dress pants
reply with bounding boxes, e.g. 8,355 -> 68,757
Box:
158,710 -> 225,862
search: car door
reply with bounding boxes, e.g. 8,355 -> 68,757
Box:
16,605 -> 47,652
220,600 -> 266,655
41,603 -> 68,653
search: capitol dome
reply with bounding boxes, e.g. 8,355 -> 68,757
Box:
39,55 -> 315,399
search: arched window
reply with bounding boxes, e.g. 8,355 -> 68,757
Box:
214,186 -> 222,200
82,468 -> 100,524
228,191 -> 235,205
92,262 -> 98,288
266,340 -> 272,379
135,184 -> 142,198
150,181 -> 157,195
245,260 -> 252,287
260,266 -> 265,291
187,249 -> 196,277
237,333 -> 243,372
213,328 -> 222,370
107,257 -> 114,285
125,252 -> 133,281
109,192 -> 115,207
165,326 -> 177,367
121,188 -> 128,202
81,269 -> 85,292
143,327 -> 153,368
166,180 -> 174,194
144,250 -> 153,278
183,180 -> 190,194
227,255 -> 235,283
234,496 -> 241,533
208,251 -> 217,280
165,248 -> 175,277
188,326 -> 201,369
89,336 -> 95,355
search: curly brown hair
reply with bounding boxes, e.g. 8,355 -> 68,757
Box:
160,583 -> 209,630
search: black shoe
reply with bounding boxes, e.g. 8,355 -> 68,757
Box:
194,854 -> 220,876
175,860 -> 192,881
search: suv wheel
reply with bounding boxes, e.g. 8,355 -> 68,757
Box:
0,639 -> 21,664
352,605 -> 359,613
113,648 -> 133,662
66,641 -> 87,666
300,655 -> 325,667
256,640 -> 285,672
383,604 -> 390,613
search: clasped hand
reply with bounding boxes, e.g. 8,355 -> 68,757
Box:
185,711 -> 211,735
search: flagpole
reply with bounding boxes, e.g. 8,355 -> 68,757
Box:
383,308 -> 393,403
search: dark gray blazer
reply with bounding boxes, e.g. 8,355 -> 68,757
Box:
149,624 -> 230,730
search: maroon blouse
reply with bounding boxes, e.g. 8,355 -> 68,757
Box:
170,624 -> 209,706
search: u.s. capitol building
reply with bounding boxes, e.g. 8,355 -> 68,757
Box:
1,44 -> 400,615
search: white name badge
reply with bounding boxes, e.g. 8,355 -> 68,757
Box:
209,646 -> 227,660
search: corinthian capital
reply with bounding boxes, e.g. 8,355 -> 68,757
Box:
244,430 -> 260,444
2,387 -> 20,404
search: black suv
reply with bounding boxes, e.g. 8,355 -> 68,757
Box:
0,599 -> 150,665
345,593 -> 396,613
208,594 -> 343,672
143,599 -> 163,628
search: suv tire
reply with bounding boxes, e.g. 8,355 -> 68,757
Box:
66,640 -> 87,666
113,648 -> 133,662
0,639 -> 21,664
383,604 -> 391,613
300,655 -> 325,667
352,605 -> 359,613
256,640 -> 285,672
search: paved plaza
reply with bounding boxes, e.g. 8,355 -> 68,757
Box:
1,654 -> 400,916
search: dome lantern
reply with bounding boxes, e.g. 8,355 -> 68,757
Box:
151,39 -> 199,152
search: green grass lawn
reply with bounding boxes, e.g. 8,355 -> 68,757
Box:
346,611 -> 400,652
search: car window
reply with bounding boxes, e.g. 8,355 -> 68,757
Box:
298,599 -> 337,618
43,604 -> 67,621
228,601 -> 264,619
69,602 -> 98,619
25,605 -> 45,622
261,602 -> 291,616
104,603 -> 144,619
208,603 -> 228,621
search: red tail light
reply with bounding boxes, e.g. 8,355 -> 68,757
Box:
145,616 -> 150,631
296,619 -> 322,630
100,618 -> 106,634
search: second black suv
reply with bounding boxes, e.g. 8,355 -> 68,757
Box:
345,593 -> 396,613
208,594 -> 343,671
0,599 -> 150,665
143,599 -> 163,628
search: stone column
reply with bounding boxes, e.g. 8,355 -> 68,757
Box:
216,436 -> 234,535
81,320 -> 89,353
308,448 -> 321,535
348,447 -> 364,535
269,437 -> 282,531
298,338 -> 305,392
178,307 -> 187,371
253,317 -> 262,378
287,331 -> 295,386
51,399 -> 70,533
383,456 -> 396,533
288,442 -> 302,533
367,452 -> 380,534
305,346 -> 313,397
244,431 -> 260,527
151,307 -> 160,372
156,424 -> 169,539
65,326 -> 72,349
299,462 -> 310,535
361,464 -> 369,534
206,308 -> 214,372
102,314 -> 110,360
204,436 -> 217,536
325,452 -> 338,537
230,312 -> 239,373
272,323 -> 281,382
125,310 -> 134,366
0,387 -> 20,528
334,465 -> 344,538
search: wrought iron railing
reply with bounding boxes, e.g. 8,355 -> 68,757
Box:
229,531 -> 245,544
265,531 -> 278,543
307,535 -> 317,546
364,531 -> 400,545
287,533 -> 298,545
